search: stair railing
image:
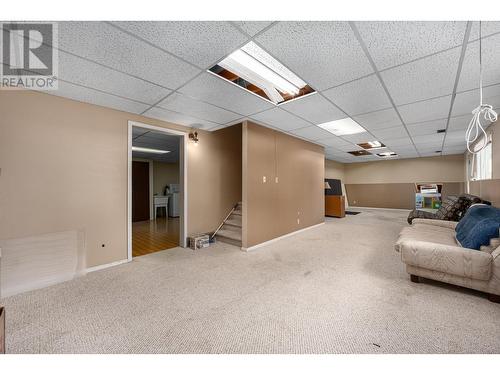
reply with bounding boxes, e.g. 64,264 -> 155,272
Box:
211,203 -> 239,240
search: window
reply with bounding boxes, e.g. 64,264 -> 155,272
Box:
471,134 -> 492,180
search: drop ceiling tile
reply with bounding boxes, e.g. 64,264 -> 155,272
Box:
279,93 -> 345,124
442,148 -> 466,155
444,130 -> 467,143
231,21 -> 274,36
448,114 -> 471,131
458,34 -> 500,92
381,48 -> 460,105
158,93 -> 241,124
352,108 -> 402,131
382,137 -> 414,147
407,119 -> 447,136
289,125 -> 337,141
340,132 -> 376,144
58,22 -> 200,90
143,106 -> 219,130
412,133 -> 445,144
419,151 -> 443,157
255,21 -> 373,90
370,126 -> 409,140
398,95 -> 451,124
250,107 -> 310,131
452,83 -> 500,117
322,75 -> 392,115
42,81 -> 150,114
356,21 -> 467,70
112,22 -> 248,68
58,51 -> 171,104
468,22 -> 500,42
321,137 -> 360,151
179,72 -> 273,116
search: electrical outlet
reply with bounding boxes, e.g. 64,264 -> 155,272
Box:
353,200 -> 357,204
275,177 -> 279,183
262,176 -> 266,183
297,218 -> 300,224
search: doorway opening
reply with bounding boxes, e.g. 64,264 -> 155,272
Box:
127,121 -> 187,260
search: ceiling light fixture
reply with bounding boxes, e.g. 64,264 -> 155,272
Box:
377,151 -> 398,158
358,141 -> 386,150
466,21 -> 498,154
132,146 -> 170,154
211,42 -> 313,104
318,118 -> 366,136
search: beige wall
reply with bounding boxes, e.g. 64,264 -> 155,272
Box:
338,155 -> 466,209
344,154 -> 465,184
325,159 -> 345,181
242,121 -> 324,248
187,124 -> 242,235
0,90 -> 241,267
153,161 -> 179,195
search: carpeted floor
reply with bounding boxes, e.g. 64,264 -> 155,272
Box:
2,208 -> 500,354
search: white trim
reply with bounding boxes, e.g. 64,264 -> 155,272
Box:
127,120 -> 188,262
348,206 -> 410,212
241,222 -> 325,252
86,259 -> 130,273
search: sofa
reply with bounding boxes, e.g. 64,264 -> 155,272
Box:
396,205 -> 500,302
407,194 -> 487,224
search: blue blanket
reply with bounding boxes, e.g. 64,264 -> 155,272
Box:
456,204 -> 500,250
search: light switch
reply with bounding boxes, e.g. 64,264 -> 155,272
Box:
275,177 -> 279,183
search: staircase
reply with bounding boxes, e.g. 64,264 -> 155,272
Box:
214,202 -> 242,247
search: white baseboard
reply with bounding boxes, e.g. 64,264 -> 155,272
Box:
86,258 -> 130,273
349,206 -> 410,212
241,222 -> 325,252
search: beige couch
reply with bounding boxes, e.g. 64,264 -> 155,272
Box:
395,218 -> 500,302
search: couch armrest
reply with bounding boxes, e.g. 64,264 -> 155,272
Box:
411,218 -> 458,229
400,240 -> 492,280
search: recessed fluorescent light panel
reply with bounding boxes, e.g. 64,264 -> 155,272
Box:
377,151 -> 398,158
358,141 -> 386,150
348,150 -> 372,156
209,42 -> 314,104
318,118 -> 366,136
132,146 -> 170,154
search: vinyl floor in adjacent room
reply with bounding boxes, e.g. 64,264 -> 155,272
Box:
2,209 -> 500,354
132,217 -> 179,257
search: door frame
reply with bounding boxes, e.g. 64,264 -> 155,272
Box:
127,120 -> 188,261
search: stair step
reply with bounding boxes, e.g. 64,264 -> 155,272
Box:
216,228 -> 242,242
225,217 -> 242,227
216,235 -> 241,247
232,209 -> 242,216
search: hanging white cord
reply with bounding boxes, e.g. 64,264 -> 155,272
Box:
466,21 -> 498,154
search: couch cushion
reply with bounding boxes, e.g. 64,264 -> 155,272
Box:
435,195 -> 461,220
397,225 -> 458,248
456,205 -> 500,250
407,209 -> 436,224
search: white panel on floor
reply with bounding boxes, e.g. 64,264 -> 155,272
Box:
255,21 -> 373,90
0,230 -> 86,298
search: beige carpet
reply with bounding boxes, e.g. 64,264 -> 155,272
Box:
2,209 -> 500,354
